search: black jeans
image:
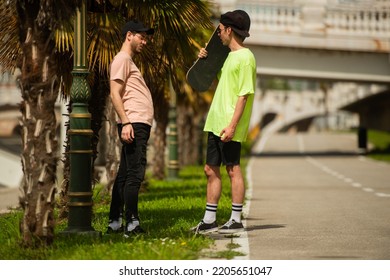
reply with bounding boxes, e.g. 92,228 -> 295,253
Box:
109,122 -> 151,224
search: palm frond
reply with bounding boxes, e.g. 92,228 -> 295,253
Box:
36,0 -> 81,28
87,12 -> 123,75
55,21 -> 74,53
124,0 -> 215,111
0,0 -> 20,73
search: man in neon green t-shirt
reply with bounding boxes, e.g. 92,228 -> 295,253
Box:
192,10 -> 256,234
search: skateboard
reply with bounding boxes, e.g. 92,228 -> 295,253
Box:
186,27 -> 230,92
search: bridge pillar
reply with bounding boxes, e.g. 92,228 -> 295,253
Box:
358,126 -> 367,153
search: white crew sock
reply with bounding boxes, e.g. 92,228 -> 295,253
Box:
203,203 -> 218,223
230,203 -> 243,222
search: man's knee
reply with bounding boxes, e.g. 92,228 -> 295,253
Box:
204,164 -> 219,178
226,164 -> 241,178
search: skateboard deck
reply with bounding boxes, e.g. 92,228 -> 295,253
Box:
186,28 -> 230,92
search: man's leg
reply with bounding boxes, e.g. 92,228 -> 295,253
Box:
203,164 -> 222,223
191,164 -> 221,234
227,164 -> 245,221
219,164 -> 245,233
107,127 -> 126,233
191,133 -> 222,234
205,164 -> 222,204
123,123 -> 150,235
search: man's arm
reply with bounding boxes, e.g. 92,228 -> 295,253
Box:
220,95 -> 248,142
110,79 -> 134,143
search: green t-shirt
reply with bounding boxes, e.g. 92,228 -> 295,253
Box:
204,48 -> 256,142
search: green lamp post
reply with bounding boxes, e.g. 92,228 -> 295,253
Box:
63,1 -> 99,236
167,77 -> 179,180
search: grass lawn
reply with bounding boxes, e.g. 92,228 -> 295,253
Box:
367,129 -> 390,163
0,164 -> 246,260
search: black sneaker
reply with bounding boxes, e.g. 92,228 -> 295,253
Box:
191,220 -> 218,234
106,219 -> 123,234
218,219 -> 244,234
124,222 -> 146,237
106,225 -> 123,234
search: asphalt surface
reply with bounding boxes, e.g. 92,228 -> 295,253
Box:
0,187 -> 19,214
240,132 -> 390,260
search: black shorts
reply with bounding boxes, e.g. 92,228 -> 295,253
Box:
206,132 -> 241,166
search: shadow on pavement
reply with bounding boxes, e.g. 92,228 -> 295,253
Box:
246,224 -> 286,232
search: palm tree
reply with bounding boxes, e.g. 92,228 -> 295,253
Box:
0,0 -> 81,246
0,0 -> 214,245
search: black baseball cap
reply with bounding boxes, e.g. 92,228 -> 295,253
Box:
121,20 -> 154,38
220,10 -> 250,38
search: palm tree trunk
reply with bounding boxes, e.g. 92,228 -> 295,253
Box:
152,120 -> 168,179
104,99 -> 121,191
177,99 -> 207,166
89,76 -> 110,179
17,0 -> 59,246
151,86 -> 169,179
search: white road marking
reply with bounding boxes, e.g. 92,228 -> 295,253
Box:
305,156 -> 388,198
352,182 -> 362,188
343,177 -> 353,183
376,193 -> 390,198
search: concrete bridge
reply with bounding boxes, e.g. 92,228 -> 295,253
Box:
215,0 -> 390,82
251,83 -> 388,152
213,0 -> 390,139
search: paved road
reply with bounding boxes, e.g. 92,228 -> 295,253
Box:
244,132 -> 390,260
0,187 -> 19,214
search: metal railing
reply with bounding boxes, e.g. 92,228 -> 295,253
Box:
236,0 -> 390,37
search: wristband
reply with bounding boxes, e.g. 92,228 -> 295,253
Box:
122,122 -> 132,127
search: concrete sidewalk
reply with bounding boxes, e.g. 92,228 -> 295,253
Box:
0,187 -> 19,214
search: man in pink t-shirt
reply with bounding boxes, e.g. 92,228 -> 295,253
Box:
107,20 -> 154,237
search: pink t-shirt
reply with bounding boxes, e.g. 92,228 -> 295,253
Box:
110,51 -> 154,126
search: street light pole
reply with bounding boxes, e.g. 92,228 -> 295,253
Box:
167,77 -> 179,180
63,1 -> 99,236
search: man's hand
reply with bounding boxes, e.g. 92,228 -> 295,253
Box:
121,124 -> 134,143
198,47 -> 208,58
220,126 -> 235,142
